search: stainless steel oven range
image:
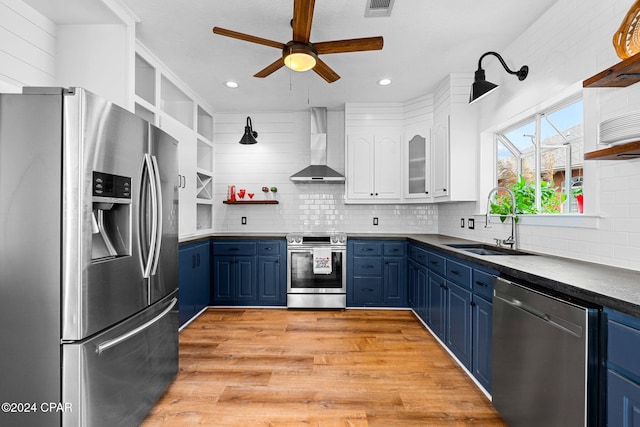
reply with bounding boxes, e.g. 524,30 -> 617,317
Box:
286,233 -> 347,309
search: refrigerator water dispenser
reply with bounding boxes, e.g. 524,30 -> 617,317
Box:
91,171 -> 131,261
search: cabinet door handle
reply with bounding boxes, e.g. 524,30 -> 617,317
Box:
475,281 -> 488,287
362,248 -> 374,252
450,270 -> 460,275
362,265 -> 375,269
362,288 -> 374,292
430,260 -> 438,265
470,301 -> 476,307
228,247 -> 239,251
196,253 -> 201,267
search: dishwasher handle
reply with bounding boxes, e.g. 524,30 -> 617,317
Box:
494,280 -> 584,338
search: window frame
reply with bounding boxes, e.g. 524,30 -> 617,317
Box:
493,95 -> 584,215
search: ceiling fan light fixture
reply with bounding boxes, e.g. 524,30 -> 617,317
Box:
283,43 -> 317,72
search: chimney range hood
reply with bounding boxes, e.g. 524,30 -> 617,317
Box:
290,107 -> 345,183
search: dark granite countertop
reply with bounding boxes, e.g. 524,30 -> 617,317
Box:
182,232 -> 640,317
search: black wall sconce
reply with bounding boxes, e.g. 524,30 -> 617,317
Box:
469,51 -> 528,104
239,116 -> 258,144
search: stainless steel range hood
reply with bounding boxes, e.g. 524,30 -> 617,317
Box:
290,107 -> 345,183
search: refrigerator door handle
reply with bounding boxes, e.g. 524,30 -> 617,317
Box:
142,153 -> 159,279
95,297 -> 177,355
149,155 -> 163,276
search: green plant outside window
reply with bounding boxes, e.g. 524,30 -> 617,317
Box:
490,175 -> 567,222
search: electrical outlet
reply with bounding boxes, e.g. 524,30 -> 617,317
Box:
460,218 -> 465,228
241,216 -> 247,225
373,217 -> 379,226
468,218 -> 475,229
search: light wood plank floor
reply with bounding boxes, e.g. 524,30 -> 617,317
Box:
142,309 -> 507,426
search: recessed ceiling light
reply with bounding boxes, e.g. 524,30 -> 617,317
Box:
224,81 -> 239,88
378,78 -> 392,86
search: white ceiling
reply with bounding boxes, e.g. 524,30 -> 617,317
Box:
27,0 -> 558,113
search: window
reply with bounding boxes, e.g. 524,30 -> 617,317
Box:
494,98 -> 584,215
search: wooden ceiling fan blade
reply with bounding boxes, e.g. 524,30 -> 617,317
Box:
254,58 -> 285,78
314,36 -> 384,54
292,0 -> 315,43
212,27 -> 286,49
313,58 -> 340,83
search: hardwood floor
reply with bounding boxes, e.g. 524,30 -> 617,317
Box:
142,309 -> 507,426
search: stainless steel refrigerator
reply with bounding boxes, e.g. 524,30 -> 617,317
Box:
0,87 -> 179,426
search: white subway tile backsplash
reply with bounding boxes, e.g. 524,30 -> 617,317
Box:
213,111 -> 437,234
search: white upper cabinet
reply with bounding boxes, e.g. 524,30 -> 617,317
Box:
432,74 -> 477,202
346,132 -> 402,202
345,104 -> 403,204
432,115 -> 449,199
403,123 -> 432,202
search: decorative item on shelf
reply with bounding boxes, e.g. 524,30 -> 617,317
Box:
262,186 -> 270,199
237,188 -> 246,199
270,186 -> 278,199
248,193 -> 254,199
613,0 -> 640,59
227,185 -> 236,201
469,51 -> 529,104
239,117 -> 258,145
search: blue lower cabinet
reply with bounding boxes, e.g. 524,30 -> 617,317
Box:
607,369 -> 640,427
348,240 -> 407,307
606,308 -> 640,427
384,257 -> 406,306
178,241 -> 210,326
472,294 -> 492,392
426,271 -> 446,340
212,240 -> 285,306
257,255 -> 286,305
352,277 -> 384,306
446,281 -> 473,370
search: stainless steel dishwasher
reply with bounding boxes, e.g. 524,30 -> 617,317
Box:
492,277 -> 600,427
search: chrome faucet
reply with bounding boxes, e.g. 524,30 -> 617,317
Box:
485,186 -> 517,249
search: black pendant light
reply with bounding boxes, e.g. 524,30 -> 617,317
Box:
469,51 -> 528,104
239,116 -> 258,144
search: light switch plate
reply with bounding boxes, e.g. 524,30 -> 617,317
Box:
460,218 -> 465,228
241,216 -> 247,225
468,218 -> 475,229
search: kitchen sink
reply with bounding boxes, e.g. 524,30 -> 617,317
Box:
445,243 -> 535,256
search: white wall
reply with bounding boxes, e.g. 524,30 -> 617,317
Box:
0,0 -> 56,91
213,110 -> 438,234
439,0 -> 640,271
0,0 -> 135,109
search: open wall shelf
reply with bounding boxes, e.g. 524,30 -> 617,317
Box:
584,141 -> 640,160
223,200 -> 279,205
583,51 -> 640,88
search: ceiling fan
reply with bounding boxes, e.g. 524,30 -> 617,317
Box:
212,0 -> 384,83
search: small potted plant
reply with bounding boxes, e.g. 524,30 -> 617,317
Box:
572,187 -> 584,214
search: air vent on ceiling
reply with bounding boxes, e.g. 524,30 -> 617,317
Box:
364,0 -> 395,17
